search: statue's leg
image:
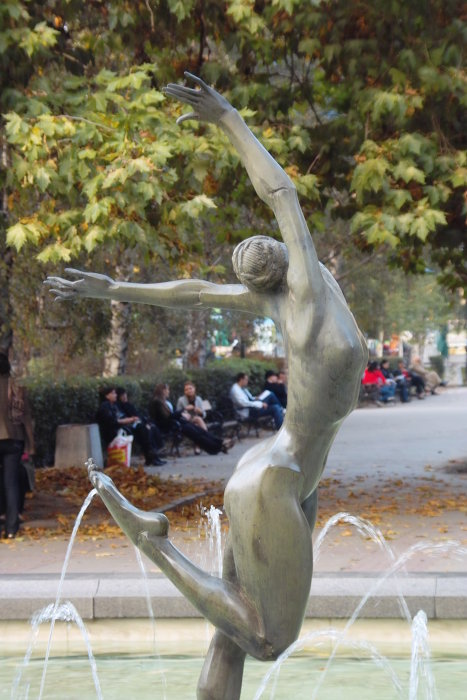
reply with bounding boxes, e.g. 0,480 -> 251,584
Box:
89,468 -> 262,658
197,535 -> 246,700
197,630 -> 246,700
301,488 -> 318,533
89,464 -> 312,661
224,465 -> 314,659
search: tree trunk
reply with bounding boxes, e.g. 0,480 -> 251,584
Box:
0,238 -> 13,355
0,137 -> 13,356
102,261 -> 133,377
183,310 -> 208,368
103,298 -> 131,376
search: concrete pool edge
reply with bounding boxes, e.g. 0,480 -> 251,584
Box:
2,618 -> 467,659
1,572 -> 466,621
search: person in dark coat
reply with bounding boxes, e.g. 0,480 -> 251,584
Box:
0,353 -> 35,538
96,386 -> 166,466
263,370 -> 288,409
116,388 -> 166,460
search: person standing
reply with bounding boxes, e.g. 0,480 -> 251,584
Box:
0,353 -> 35,539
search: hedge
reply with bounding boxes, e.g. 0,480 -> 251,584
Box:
24,358 -> 280,465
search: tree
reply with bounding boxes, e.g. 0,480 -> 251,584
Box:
2,0 -> 465,374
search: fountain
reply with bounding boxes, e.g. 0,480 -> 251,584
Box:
41,73 -> 466,699
6,503 -> 467,698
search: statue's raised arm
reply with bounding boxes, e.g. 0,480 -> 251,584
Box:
164,72 -> 325,305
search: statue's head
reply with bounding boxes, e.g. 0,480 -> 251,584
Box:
232,236 -> 288,292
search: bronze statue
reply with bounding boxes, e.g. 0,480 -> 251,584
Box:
46,73 -> 367,700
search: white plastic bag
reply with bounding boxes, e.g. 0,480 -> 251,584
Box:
107,429 -> 133,467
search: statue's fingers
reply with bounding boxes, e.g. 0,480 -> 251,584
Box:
49,288 -> 76,299
64,267 -> 87,277
164,87 -> 199,106
176,112 -> 199,124
43,277 -> 69,287
184,72 -> 210,91
164,84 -> 201,98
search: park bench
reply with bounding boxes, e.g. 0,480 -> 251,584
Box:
216,396 -> 274,438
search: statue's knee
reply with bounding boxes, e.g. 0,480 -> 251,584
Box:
254,632 -> 293,661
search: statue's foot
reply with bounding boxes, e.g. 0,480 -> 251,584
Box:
86,459 -> 169,540
87,458 -> 113,492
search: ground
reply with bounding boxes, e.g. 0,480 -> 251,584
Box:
4,456 -> 466,552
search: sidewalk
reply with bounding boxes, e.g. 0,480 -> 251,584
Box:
1,387 -> 466,621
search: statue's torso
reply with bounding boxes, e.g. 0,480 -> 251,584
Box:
231,275 -> 368,500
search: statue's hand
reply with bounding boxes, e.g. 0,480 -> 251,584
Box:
164,71 -> 233,125
44,268 -> 116,302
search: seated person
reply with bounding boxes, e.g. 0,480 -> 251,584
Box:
380,359 -> 408,403
116,388 -> 166,463
263,370 -> 287,409
176,381 -> 208,431
229,372 -> 283,429
409,356 -> 442,395
361,362 -> 396,403
394,360 -> 423,401
399,360 -> 425,399
96,386 -> 165,466
390,360 -> 411,403
149,383 -> 233,455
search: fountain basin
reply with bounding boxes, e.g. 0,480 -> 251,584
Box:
2,619 -> 467,699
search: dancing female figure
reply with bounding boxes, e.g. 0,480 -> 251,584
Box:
46,73 -> 367,700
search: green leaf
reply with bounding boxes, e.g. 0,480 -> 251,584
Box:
167,0 -> 194,20
78,149 -> 97,160
371,91 -> 408,123
83,198 -> 113,223
351,158 -> 389,202
392,161 -> 425,184
37,242 -> 72,263
127,158 -> 152,176
180,194 -> 217,218
6,223 -> 30,250
35,167 -> 51,192
451,167 -> 467,188
295,174 -> 320,200
388,189 -> 412,210
102,168 -> 129,189
84,226 -> 105,252
19,22 -> 58,57
397,133 -> 424,157
409,216 -> 430,241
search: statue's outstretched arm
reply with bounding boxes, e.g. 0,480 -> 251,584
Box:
45,268 -> 252,313
164,73 -> 325,303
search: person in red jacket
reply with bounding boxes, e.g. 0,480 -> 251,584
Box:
362,361 -> 396,403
